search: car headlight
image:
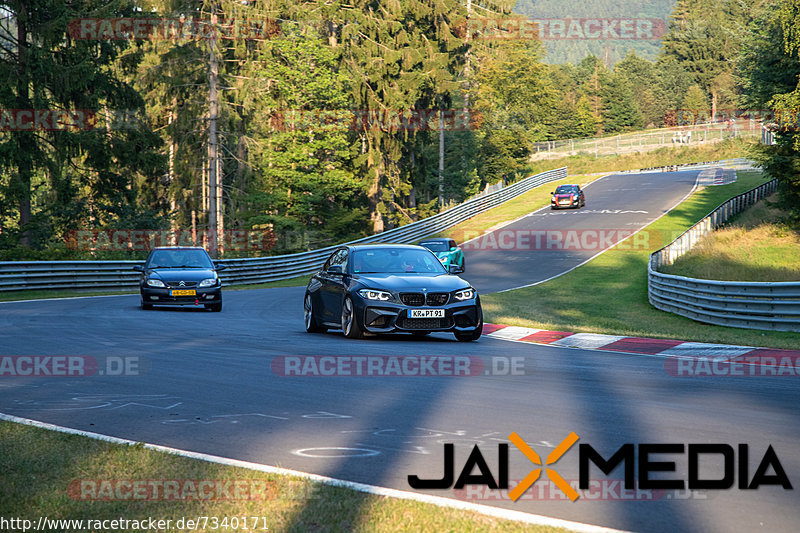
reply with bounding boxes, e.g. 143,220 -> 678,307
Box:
198,278 -> 217,287
454,288 -> 475,300
146,278 -> 165,288
358,289 -> 392,301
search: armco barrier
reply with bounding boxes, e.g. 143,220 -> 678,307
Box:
0,167 -> 567,292
648,178 -> 800,332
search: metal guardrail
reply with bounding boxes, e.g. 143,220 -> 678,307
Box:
620,157 -> 756,174
0,167 -> 567,292
647,178 -> 800,332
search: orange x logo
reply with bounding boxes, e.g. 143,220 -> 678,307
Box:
508,432 -> 580,502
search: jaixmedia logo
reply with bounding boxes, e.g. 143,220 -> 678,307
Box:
408,433 -> 793,501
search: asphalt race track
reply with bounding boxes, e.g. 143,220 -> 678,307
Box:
464,169 -> 701,293
2,169 -> 798,533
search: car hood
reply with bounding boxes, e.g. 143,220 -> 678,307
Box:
147,269 -> 216,282
354,273 -> 469,292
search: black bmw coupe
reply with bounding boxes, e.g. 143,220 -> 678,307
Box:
304,244 -> 482,341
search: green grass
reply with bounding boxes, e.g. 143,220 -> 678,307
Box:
481,171 -> 800,349
0,420 -> 569,533
525,138 -> 752,177
227,274 -> 312,291
0,288 -> 137,302
661,194 -> 800,282
0,276 -> 313,303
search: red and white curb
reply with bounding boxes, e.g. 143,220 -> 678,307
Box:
482,324 -> 800,364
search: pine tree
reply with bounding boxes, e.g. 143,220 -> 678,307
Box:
0,0 -> 165,251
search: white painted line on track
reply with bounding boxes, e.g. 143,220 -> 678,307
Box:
0,412 -> 631,533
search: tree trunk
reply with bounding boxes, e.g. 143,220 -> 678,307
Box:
368,166 -> 384,233
367,135 -> 384,233
16,3 -> 32,246
711,91 -> 717,123
168,101 -> 177,240
235,116 -> 247,229
207,5 -> 220,257
439,110 -> 444,208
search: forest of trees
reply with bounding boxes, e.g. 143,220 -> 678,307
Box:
0,0 -> 797,259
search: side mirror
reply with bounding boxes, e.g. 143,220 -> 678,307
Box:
449,264 -> 463,274
215,264 -> 227,271
450,246 -> 457,251
328,265 -> 343,275
550,191 -> 554,195
133,265 -> 144,272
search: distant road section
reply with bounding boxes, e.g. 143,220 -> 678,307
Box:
460,169 -> 700,293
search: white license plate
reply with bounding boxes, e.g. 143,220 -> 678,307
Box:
409,309 -> 445,318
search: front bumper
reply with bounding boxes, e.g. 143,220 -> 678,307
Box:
140,285 -> 222,306
354,297 -> 482,334
551,198 -> 580,209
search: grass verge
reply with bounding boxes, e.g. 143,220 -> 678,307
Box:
0,276 -> 313,303
660,194 -> 800,282
481,171 -> 800,349
0,420 -> 568,533
0,288 -> 136,303
525,138 -> 752,176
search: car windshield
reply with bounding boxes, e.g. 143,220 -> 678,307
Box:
147,249 -> 214,269
419,241 -> 448,252
555,186 -> 578,194
352,248 -> 447,274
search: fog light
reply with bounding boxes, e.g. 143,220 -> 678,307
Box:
369,316 -> 388,327
150,296 -> 159,301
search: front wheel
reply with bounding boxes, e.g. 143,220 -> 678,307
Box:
205,302 -> 222,312
141,301 -> 153,310
304,293 -> 327,333
341,296 -> 364,339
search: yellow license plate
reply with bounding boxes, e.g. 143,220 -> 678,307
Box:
171,289 -> 196,296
